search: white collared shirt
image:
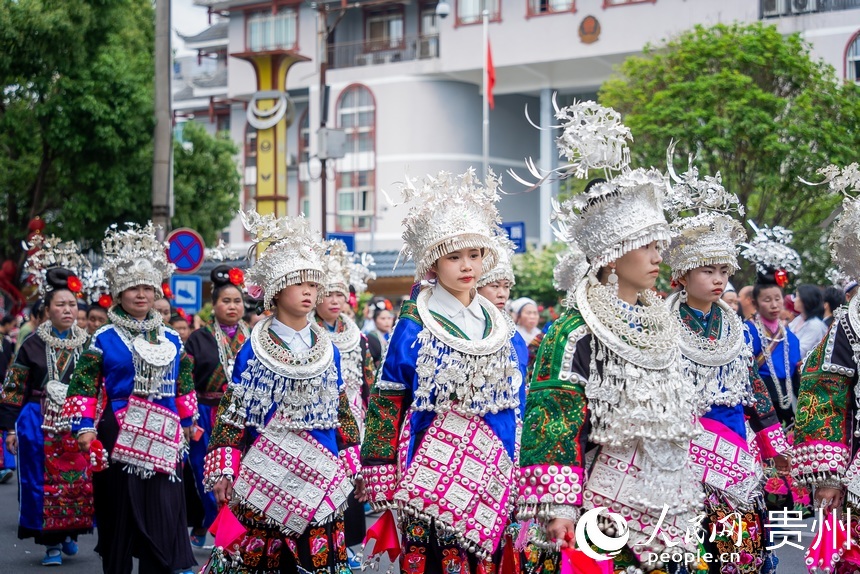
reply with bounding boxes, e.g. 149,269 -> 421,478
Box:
428,285 -> 486,341
269,318 -> 314,351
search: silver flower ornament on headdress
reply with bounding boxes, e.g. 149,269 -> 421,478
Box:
398,168 -> 503,282
23,234 -> 91,297
664,143 -> 747,280
101,222 -> 174,299
477,233 -> 516,288
321,239 -> 351,297
800,163 -> 860,280
208,238 -> 239,262
241,210 -> 325,310
80,267 -> 112,307
740,222 -> 801,276
349,253 -> 376,296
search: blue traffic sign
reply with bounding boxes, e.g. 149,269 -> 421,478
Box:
167,228 -> 206,273
501,222 -> 527,253
326,232 -> 355,253
170,275 -> 203,315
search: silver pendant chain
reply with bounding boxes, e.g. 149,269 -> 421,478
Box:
754,315 -> 793,409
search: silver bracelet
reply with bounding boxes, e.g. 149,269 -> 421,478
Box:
76,428 -> 97,438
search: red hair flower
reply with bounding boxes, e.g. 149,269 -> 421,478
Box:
774,269 -> 788,288
162,283 -> 173,299
67,275 -> 82,293
228,268 -> 245,286
98,294 -> 113,309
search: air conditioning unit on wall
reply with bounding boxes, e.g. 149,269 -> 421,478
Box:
791,0 -> 818,14
762,0 -> 784,17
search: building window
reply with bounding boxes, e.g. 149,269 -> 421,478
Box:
297,109 -> 311,217
848,33 -> 860,83
336,85 -> 375,232
216,113 -> 230,134
528,0 -> 574,15
457,0 -> 501,25
366,7 -> 404,50
602,0 -> 656,7
246,6 -> 297,52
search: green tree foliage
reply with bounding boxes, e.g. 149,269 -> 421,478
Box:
511,243 -> 567,306
0,0 -> 242,286
599,22 -> 860,284
172,123 -> 241,245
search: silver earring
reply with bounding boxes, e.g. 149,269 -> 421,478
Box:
680,288 -> 688,304
608,267 -> 618,288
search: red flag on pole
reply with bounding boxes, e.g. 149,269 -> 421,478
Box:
487,40 -> 496,110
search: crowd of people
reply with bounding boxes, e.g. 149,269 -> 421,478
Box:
2,100 -> 860,574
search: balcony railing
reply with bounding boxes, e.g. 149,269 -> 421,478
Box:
761,0 -> 860,17
327,35 -> 439,69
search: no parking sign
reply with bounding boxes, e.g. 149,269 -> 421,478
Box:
167,228 -> 206,274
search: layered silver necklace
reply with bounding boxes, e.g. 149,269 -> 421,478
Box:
313,312 -> 363,398
753,314 -> 793,409
36,322 -> 87,432
213,321 -> 249,382
108,307 -> 178,398
667,293 -> 754,415
222,316 -> 339,432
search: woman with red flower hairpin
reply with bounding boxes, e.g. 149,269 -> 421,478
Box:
0,235 -> 95,567
183,264 -> 250,547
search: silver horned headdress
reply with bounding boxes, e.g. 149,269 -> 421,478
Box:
477,233 -> 516,288
740,222 -> 801,276
398,168 -> 502,282
321,240 -> 351,297
664,143 -> 747,280
24,234 -> 91,297
515,99 -> 671,280
241,210 -> 325,310
801,163 -> 860,280
102,222 -> 173,299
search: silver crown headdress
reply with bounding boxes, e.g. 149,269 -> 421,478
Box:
241,210 -> 325,310
477,233 -> 516,288
514,99 -> 672,279
102,222 -> 174,299
23,234 -> 91,297
208,238 -> 239,262
740,222 -> 801,276
321,240 -> 351,297
801,163 -> 860,280
81,267 -> 111,307
664,143 -> 747,280
398,168 -> 503,282
349,253 -> 376,296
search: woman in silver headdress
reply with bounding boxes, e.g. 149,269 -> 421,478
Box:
62,222 -> 198,574
517,102 -> 702,573
0,236 -> 94,567
663,154 -> 789,574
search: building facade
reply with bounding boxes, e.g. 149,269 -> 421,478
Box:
178,0 -> 860,262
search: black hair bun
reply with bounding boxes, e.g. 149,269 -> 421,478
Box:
756,269 -> 777,286
45,267 -> 74,292
211,265 -> 232,287
584,177 -> 607,192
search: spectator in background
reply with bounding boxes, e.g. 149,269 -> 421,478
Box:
822,286 -> 846,328
85,305 -> 108,336
722,282 -> 740,314
738,285 -> 756,320
0,316 -> 14,483
76,301 -> 88,330
15,301 -> 45,352
153,297 -> 172,324
366,307 -> 395,367
511,297 -> 542,346
846,280 -> 858,303
789,284 -> 829,357
169,314 -> 191,343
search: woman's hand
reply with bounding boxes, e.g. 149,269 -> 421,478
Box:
354,477 -> 368,502
814,486 -> 845,517
213,476 -> 234,507
774,454 -> 791,476
5,433 -> 17,456
546,518 -> 575,549
76,431 -> 96,453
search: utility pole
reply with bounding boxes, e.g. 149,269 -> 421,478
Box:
319,4 -> 329,237
152,0 -> 173,238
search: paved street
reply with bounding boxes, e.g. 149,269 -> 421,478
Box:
0,473 -> 810,573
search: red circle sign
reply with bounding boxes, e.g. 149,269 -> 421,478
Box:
167,228 -> 206,274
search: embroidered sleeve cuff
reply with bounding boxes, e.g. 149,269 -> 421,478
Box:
176,392 -> 198,422
757,423 -> 791,459
361,463 -> 398,510
339,444 -> 361,477
61,396 -> 98,430
791,440 -> 850,486
517,464 -> 583,522
203,446 -> 241,490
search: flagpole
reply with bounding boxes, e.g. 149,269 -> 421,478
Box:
482,5 -> 489,177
